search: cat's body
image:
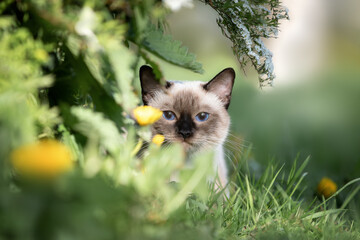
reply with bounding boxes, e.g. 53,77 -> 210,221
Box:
139,66 -> 235,191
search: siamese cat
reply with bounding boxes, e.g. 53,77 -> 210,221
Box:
139,65 -> 235,192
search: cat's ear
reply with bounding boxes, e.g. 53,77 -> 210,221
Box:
139,65 -> 163,105
203,68 -> 235,109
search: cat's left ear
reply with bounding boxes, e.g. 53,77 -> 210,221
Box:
203,68 -> 235,109
139,65 -> 163,105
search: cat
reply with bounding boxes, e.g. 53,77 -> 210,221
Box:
139,65 -> 235,193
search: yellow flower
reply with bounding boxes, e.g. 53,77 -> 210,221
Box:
11,140 -> 73,179
34,49 -> 48,63
317,177 -> 337,198
132,106 -> 162,126
152,134 -> 165,146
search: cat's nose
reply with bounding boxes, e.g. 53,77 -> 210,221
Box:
176,113 -> 195,139
178,129 -> 193,139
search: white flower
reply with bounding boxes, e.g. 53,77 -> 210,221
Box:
163,0 -> 194,12
75,7 -> 101,51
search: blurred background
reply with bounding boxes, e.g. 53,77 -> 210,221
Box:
157,0 -> 360,191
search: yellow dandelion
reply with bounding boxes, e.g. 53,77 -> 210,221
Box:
132,106 -> 162,126
152,134 -> 165,146
317,177 -> 337,198
10,140 -> 73,179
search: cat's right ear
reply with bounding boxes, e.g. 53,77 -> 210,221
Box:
204,68 -> 235,109
139,65 -> 163,105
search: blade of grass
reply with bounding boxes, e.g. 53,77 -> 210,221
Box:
286,156 -> 310,194
340,185 -> 360,209
245,175 -> 255,222
303,209 -> 344,220
289,172 -> 308,199
287,153 -> 299,185
256,164 -> 284,222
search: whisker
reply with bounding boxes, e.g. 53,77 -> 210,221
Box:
224,141 -> 244,153
226,136 -> 250,148
227,132 -> 251,144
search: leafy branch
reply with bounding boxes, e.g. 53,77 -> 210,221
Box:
201,0 -> 289,87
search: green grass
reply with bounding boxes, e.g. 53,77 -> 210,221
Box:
152,152 -> 360,240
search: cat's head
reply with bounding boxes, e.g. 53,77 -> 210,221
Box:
139,65 -> 235,152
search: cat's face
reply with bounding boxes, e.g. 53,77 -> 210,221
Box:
139,66 -> 235,152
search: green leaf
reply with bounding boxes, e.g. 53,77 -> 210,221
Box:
58,124 -> 84,165
104,40 -> 139,111
70,107 -> 124,155
141,28 -> 204,74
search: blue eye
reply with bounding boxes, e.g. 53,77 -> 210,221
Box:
163,111 -> 176,120
195,112 -> 209,122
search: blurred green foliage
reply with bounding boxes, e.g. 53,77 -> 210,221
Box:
0,0 -> 359,239
230,71 -> 360,184
0,0 -> 214,238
